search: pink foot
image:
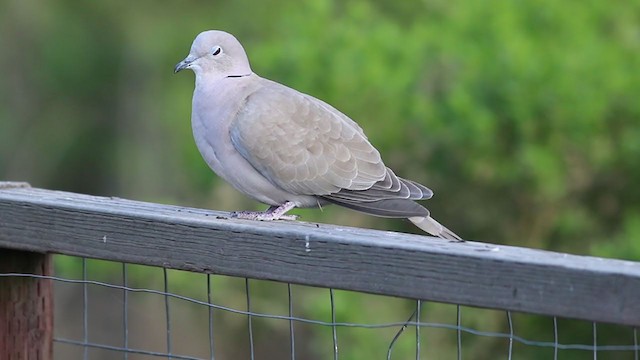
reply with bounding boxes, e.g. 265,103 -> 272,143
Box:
231,201 -> 298,221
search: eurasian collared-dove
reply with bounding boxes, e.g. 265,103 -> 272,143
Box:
175,30 -> 462,241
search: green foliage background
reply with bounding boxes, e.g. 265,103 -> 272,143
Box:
1,0 -> 639,359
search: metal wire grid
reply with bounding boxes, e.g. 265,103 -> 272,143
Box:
2,257 -> 639,360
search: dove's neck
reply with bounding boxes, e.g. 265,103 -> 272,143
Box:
194,69 -> 253,86
227,73 -> 251,78
193,73 -> 261,113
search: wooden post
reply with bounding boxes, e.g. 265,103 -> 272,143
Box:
0,250 -> 53,360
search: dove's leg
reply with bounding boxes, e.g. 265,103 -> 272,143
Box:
232,201 -> 299,221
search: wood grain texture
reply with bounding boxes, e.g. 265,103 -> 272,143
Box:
1,186 -> 639,326
0,249 -> 53,360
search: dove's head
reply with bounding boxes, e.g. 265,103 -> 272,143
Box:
174,30 -> 252,78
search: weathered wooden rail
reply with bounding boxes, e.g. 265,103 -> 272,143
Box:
1,183 -> 640,358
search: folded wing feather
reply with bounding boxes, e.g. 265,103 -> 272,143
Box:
230,78 -> 436,219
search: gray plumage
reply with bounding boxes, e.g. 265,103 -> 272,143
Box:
175,30 -> 461,241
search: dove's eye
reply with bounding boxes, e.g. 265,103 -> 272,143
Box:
212,46 -> 222,56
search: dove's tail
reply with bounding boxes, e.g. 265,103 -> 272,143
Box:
321,195 -> 463,241
409,216 -> 463,242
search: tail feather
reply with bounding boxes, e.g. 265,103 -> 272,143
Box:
322,197 -> 428,218
321,195 -> 463,241
409,216 -> 463,242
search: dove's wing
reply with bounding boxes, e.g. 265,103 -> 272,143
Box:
230,81 -> 387,195
230,80 -> 434,218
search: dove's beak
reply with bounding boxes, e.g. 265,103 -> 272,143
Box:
174,56 -> 195,73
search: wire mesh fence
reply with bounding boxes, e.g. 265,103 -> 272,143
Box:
3,255 -> 637,360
